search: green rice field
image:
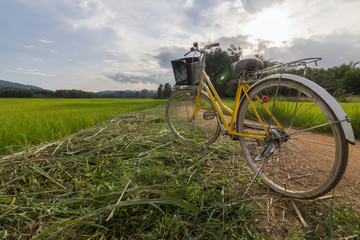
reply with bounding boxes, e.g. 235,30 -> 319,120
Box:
222,99 -> 360,140
1,97 -> 358,155
0,98 -> 166,155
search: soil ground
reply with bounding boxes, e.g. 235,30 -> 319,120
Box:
218,112 -> 360,190
224,113 -> 360,238
183,106 -> 360,200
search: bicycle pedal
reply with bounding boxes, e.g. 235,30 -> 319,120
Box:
203,111 -> 216,120
230,135 -> 240,141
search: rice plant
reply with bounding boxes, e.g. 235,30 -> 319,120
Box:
222,99 -> 360,139
0,98 -> 165,154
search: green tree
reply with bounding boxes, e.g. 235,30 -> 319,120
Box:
227,45 -> 242,62
205,47 -> 235,97
173,84 -> 181,92
224,79 -> 238,97
163,83 -> 172,98
0,87 -> 34,98
157,84 -> 163,99
342,68 -> 360,94
140,89 -> 149,98
55,89 -> 95,98
140,89 -> 148,95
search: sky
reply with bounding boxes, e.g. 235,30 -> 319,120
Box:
0,0 -> 359,92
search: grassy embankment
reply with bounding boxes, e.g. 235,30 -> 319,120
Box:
0,98 -> 165,155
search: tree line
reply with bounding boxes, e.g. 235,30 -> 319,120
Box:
286,61 -> 360,101
161,45 -> 359,101
156,83 -> 180,99
0,87 -> 157,99
0,88 -> 97,98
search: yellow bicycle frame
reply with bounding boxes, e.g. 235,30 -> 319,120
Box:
191,66 -> 284,142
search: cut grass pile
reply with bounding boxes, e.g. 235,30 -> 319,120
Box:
0,106 -> 261,239
1,105 -> 359,239
0,98 -> 165,155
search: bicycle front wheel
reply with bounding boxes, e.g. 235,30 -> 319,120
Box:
166,88 -> 221,144
237,77 -> 348,199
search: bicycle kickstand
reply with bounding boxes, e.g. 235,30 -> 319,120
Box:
242,142 -> 276,198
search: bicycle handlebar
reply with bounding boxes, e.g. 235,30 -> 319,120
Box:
184,42 -> 220,56
204,42 -> 220,49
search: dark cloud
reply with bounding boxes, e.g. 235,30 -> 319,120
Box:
262,32 -> 360,68
107,45 -> 190,85
153,37 -> 253,69
105,72 -> 162,84
257,39 -> 273,52
241,0 -> 284,13
150,32 -> 360,83
153,46 -> 188,69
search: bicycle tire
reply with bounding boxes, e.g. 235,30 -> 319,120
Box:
166,88 -> 221,144
236,77 -> 348,199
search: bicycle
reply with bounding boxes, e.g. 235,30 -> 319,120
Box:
165,42 -> 355,199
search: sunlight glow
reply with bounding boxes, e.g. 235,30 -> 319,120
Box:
244,8 -> 293,46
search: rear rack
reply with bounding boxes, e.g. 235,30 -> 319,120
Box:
255,57 -> 322,75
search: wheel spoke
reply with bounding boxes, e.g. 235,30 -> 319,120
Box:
287,91 -> 302,133
287,120 -> 342,137
166,89 -> 220,144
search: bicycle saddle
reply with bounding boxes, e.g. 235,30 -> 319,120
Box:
231,58 -> 264,74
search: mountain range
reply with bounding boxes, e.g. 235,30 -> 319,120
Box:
0,79 -> 44,90
0,80 -> 157,94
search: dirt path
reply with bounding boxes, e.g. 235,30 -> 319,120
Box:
177,105 -> 360,195
221,114 -> 360,198
173,104 -> 359,206
290,130 -> 360,199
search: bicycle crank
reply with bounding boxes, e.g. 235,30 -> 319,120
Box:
254,128 -> 289,161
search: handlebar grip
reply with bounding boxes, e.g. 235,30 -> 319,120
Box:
205,43 -> 220,49
184,47 -> 195,56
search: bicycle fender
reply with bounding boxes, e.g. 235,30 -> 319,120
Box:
256,74 -> 355,144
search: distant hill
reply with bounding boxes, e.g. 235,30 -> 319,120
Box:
97,90 -> 119,95
0,79 -> 44,90
97,90 -> 157,95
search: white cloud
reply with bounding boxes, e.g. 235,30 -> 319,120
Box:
1,0 -> 360,91
37,39 -> 53,44
103,59 -> 123,67
184,0 -> 194,8
8,68 -> 55,77
33,58 -> 44,62
240,0 -> 284,13
58,0 -> 360,86
244,7 -> 294,46
262,31 -> 360,68
70,0 -> 118,30
106,49 -> 123,57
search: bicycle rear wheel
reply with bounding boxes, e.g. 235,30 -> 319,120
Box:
166,88 -> 220,144
237,77 -> 348,199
